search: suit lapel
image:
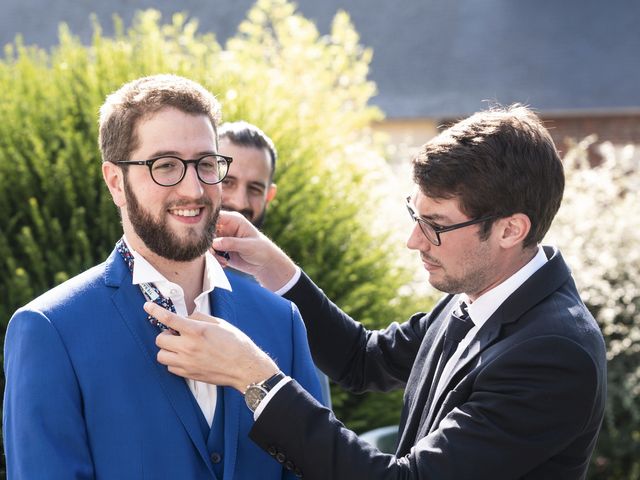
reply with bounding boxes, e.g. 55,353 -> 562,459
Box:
395,298 -> 457,455
425,312 -> 503,431
426,246 -> 573,431
209,287 -> 240,480
105,249 -> 216,478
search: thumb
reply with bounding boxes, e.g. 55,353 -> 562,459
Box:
211,236 -> 253,255
216,210 -> 258,238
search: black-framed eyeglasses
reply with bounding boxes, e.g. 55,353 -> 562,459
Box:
405,196 -> 495,246
115,154 -> 233,187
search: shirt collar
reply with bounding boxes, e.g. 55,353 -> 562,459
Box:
462,245 -> 547,328
124,235 -> 232,293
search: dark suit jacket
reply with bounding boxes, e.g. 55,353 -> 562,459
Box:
250,246 -> 607,479
3,248 -> 322,479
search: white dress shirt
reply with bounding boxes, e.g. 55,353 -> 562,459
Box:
125,237 -> 232,427
432,246 -> 548,401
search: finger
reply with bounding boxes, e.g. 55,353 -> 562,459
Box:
216,211 -> 258,238
156,346 -> 181,367
211,237 -> 262,259
166,366 -> 191,379
216,211 -> 244,237
156,329 -> 183,351
212,236 -> 240,252
159,360 -> 193,380
211,248 -> 230,267
144,302 -> 194,333
189,311 -> 222,324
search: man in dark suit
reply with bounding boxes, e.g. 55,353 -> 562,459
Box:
149,105 -> 607,479
3,74 -> 322,479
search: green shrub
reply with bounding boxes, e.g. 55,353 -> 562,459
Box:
547,138 -> 640,479
0,0 -> 427,470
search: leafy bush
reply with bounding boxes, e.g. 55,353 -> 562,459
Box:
0,0 -> 426,470
547,138 -> 640,479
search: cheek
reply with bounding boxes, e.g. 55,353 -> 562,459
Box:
439,247 -> 460,270
132,185 -> 172,215
139,187 -> 162,204
205,184 -> 222,204
438,237 -> 477,269
456,239 -> 493,271
249,195 -> 266,209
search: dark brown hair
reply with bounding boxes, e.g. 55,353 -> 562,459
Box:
98,74 -> 221,165
219,121 -> 277,181
412,104 -> 564,248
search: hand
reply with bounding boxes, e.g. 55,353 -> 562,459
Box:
213,211 -> 298,291
145,302 -> 279,392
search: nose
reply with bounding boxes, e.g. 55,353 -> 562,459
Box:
175,163 -> 206,198
406,222 -> 430,252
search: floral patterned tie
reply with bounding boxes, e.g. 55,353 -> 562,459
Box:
116,237 -> 176,333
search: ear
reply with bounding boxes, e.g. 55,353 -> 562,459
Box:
496,213 -> 531,248
265,183 -> 277,204
102,161 -> 127,208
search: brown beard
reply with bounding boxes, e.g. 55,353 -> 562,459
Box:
124,177 -> 219,262
221,205 -> 267,229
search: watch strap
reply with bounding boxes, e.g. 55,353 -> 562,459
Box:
259,371 -> 286,391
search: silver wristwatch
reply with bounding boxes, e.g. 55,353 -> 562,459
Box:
244,371 -> 286,412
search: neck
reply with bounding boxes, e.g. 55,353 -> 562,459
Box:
468,245 -> 538,302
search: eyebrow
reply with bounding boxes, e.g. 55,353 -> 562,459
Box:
410,206 -> 449,223
421,213 -> 452,223
148,150 -> 218,158
408,197 -> 454,224
224,176 -> 268,188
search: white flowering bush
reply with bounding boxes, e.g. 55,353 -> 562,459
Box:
547,137 -> 640,479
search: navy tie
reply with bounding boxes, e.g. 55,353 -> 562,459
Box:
415,302 -> 475,440
440,302 -> 474,364
430,302 -> 474,395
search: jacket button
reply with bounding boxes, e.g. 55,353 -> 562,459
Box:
295,467 -> 303,478
210,452 -> 222,464
267,446 -> 277,456
276,452 -> 286,463
285,460 -> 295,470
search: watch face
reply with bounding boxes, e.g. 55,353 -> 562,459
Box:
245,385 -> 268,411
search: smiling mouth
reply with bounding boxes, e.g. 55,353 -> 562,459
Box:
169,208 -> 202,217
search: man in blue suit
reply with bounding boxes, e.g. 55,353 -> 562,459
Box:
3,74 -> 322,479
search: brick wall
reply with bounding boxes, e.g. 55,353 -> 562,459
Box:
379,114 -> 640,167
544,114 -> 640,164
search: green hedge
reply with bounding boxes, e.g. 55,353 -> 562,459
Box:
0,0 -> 427,472
548,138 -> 640,479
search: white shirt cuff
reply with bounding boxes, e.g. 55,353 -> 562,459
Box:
274,266 -> 302,296
253,376 -> 292,420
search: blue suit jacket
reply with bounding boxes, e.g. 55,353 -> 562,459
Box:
3,248 -> 322,479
